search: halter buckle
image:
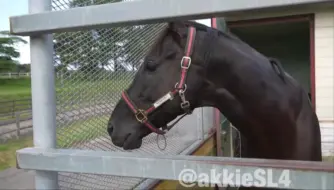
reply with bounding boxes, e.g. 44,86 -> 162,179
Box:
135,109 -> 148,123
180,56 -> 191,69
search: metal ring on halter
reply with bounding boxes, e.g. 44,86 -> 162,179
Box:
156,134 -> 167,150
174,83 -> 187,93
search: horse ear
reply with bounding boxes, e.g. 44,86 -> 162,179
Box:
167,22 -> 183,43
167,22 -> 175,30
167,21 -> 185,31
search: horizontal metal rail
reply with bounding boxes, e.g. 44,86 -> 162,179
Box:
9,0 -> 333,36
134,138 -> 209,190
17,147 -> 334,189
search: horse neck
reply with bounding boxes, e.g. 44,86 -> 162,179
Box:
195,34 -> 256,123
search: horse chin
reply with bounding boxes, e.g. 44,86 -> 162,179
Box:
122,135 -> 143,150
122,131 -> 148,150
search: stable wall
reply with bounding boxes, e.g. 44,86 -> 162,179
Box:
314,11 -> 334,156
314,11 -> 334,121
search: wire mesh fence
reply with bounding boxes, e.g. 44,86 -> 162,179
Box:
51,0 -> 207,189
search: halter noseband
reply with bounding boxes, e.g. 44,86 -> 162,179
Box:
121,26 -> 197,135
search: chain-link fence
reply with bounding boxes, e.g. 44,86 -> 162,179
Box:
51,0 -> 211,189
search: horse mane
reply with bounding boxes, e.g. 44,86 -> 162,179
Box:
144,20 -> 262,64
181,20 -> 253,48
147,20 -> 246,51
183,20 -> 287,82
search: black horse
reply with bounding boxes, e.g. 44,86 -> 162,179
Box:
107,20 -> 322,164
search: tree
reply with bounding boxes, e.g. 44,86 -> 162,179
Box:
53,0 -> 126,75
0,31 -> 28,72
122,24 -> 167,70
17,63 -> 30,73
53,0 -> 165,76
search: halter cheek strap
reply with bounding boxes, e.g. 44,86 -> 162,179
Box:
121,26 -> 197,135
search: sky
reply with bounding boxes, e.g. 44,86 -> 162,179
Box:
0,0 -> 211,65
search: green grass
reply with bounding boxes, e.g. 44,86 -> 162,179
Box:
0,115 -> 109,171
56,116 -> 109,148
0,136 -> 33,170
0,78 -> 31,100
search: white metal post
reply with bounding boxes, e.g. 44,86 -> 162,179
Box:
29,0 -> 58,189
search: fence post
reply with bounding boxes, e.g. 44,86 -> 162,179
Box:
15,112 -> 20,138
221,120 -> 233,157
12,100 -> 15,118
29,0 -> 58,189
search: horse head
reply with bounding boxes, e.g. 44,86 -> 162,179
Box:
107,21 -> 214,150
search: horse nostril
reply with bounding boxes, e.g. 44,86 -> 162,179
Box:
107,125 -> 114,136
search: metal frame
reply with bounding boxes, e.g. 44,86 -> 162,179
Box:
135,133 -> 215,190
10,0 -> 334,189
10,0 -> 332,36
16,147 -> 334,190
28,0 -> 58,189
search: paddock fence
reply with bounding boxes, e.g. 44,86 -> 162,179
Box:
0,72 -> 31,78
9,0 -> 334,190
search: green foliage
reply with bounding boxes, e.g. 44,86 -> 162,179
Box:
0,31 -> 28,72
17,63 -> 30,72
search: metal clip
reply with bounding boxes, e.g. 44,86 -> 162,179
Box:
179,90 -> 190,109
175,83 -> 187,92
179,90 -> 186,102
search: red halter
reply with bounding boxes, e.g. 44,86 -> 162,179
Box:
121,26 -> 197,135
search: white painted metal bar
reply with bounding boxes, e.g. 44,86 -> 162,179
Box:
17,148 -> 334,190
134,138 -> 206,189
10,0 -> 333,36
29,0 -> 58,189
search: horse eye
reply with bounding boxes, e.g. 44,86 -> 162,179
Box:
145,60 -> 156,72
165,51 -> 176,59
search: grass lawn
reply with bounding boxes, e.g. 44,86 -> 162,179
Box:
0,78 -> 31,100
0,136 -> 32,171
0,115 -> 109,171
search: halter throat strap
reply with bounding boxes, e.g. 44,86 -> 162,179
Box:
121,26 -> 197,135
